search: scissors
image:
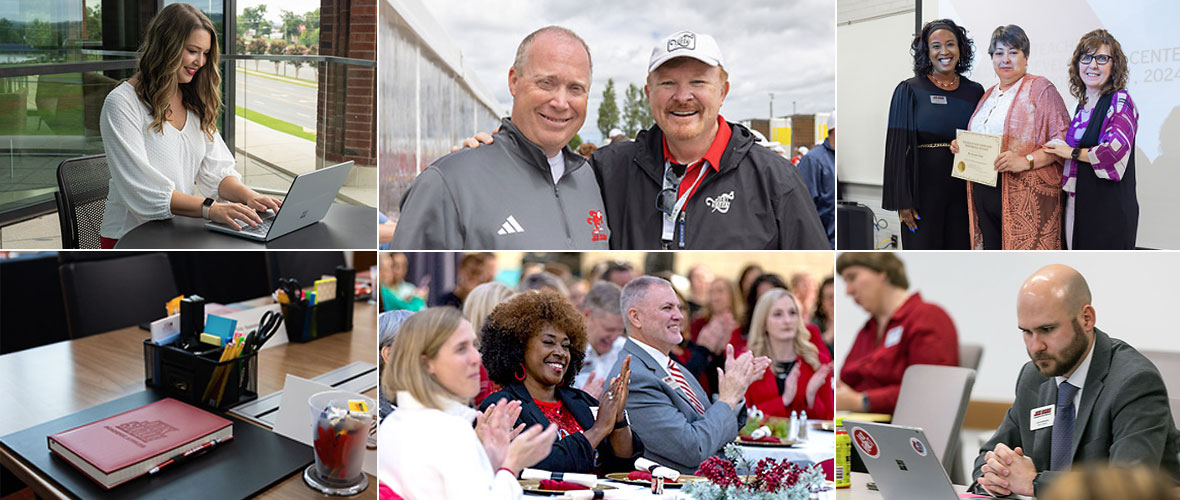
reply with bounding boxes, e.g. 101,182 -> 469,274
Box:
279,278 -> 304,303
246,310 -> 282,354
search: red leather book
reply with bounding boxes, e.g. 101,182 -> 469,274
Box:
47,398 -> 233,489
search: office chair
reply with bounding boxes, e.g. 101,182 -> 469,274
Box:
59,252 -> 179,339
892,364 -> 976,482
55,154 -> 110,249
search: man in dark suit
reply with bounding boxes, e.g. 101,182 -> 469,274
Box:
607,276 -> 770,473
973,264 -> 1180,496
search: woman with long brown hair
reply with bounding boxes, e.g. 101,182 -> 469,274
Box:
98,3 -> 281,248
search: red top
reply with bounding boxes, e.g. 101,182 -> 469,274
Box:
742,327 -> 834,419
534,398 -> 584,440
474,365 -> 500,407
661,115 -> 732,203
839,293 -> 959,414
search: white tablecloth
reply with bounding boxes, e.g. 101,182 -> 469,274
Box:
523,481 -> 837,499
738,429 -> 836,468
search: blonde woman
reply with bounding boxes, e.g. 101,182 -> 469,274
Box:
379,307 -> 557,500
98,3 -> 281,248
743,288 -> 834,419
462,281 -> 516,405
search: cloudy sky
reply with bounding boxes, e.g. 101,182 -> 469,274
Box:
420,0 -> 835,144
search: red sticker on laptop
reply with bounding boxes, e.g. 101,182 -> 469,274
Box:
910,437 -> 928,456
851,427 -> 879,458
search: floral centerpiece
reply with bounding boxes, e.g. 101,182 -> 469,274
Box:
682,444 -> 825,500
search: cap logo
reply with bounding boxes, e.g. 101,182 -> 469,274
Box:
668,33 -> 696,52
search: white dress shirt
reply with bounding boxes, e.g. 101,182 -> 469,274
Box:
378,391 -> 522,500
969,75 -> 1026,136
574,336 -> 627,390
99,81 -> 241,238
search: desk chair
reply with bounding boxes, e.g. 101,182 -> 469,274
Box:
892,364 -> 976,483
1141,350 -> 1180,400
54,154 -> 110,249
59,252 -> 178,338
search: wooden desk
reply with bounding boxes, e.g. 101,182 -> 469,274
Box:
0,300 -> 378,500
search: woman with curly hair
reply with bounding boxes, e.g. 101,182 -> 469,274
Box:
1042,29 -> 1139,249
743,288 -> 834,419
98,3 -> 281,247
882,19 -> 985,249
462,281 -> 517,406
479,291 -> 643,473
379,307 -> 557,499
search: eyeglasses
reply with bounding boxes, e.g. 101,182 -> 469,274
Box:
1080,54 -> 1111,65
657,165 -> 685,215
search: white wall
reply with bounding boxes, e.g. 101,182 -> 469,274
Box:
834,252 -> 1180,402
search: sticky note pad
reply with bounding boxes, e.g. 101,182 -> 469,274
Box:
205,315 -> 237,339
314,278 -> 337,303
200,332 -> 225,347
348,400 -> 369,413
166,295 -> 184,316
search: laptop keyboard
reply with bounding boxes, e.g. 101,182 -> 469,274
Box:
237,214 -> 275,236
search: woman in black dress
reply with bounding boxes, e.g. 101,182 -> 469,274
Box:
882,19 -> 984,249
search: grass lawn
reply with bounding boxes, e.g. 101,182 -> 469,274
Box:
235,105 -> 316,141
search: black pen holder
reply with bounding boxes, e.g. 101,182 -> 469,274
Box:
278,266 -> 357,343
143,340 -> 259,410
279,297 -> 351,343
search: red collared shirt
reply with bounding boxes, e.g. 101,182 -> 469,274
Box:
661,115 -> 732,204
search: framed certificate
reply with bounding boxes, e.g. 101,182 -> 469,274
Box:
952,130 -> 1002,187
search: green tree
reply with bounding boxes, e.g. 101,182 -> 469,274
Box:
304,9 -> 320,31
596,78 -> 619,140
622,83 -> 653,137
238,5 -> 271,37
298,27 -> 318,49
83,4 -> 101,42
568,134 -> 582,151
0,19 -> 20,45
279,10 -> 302,42
24,18 -> 58,49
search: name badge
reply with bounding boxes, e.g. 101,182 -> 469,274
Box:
1030,404 -> 1055,431
930,95 -> 948,105
883,326 -> 904,348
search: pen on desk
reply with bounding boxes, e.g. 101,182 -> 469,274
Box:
147,436 -> 233,475
977,480 -> 999,498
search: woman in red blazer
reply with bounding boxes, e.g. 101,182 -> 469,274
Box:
743,288 -> 834,419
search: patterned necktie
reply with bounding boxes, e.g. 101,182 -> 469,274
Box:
1050,381 -> 1079,471
667,360 -> 706,415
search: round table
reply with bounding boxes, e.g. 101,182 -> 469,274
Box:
114,203 -> 377,249
738,428 -> 836,470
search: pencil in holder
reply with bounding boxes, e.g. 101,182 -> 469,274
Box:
143,340 -> 258,410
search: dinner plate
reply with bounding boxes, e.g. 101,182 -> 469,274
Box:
518,480 -> 617,496
602,473 -> 703,488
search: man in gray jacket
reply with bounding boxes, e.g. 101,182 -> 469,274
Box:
391,26 -> 609,249
972,264 -> 1180,496
608,276 -> 770,473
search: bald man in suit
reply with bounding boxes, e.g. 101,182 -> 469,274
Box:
608,276 -> 770,473
973,265 -> 1180,496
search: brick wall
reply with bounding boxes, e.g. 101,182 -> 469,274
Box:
317,0 -> 377,169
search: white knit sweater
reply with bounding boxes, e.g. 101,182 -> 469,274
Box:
98,81 -> 240,239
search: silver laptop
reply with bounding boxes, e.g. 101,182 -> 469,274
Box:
845,421 -> 963,500
205,161 -> 353,241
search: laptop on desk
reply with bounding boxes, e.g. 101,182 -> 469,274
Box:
205,161 -> 353,241
845,420 -> 1034,500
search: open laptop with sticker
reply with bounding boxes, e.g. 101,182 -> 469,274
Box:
205,161 -> 353,241
845,420 -> 964,500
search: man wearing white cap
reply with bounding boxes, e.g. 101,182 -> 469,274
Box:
592,30 -> 827,249
458,30 -> 827,250
797,110 -> 835,247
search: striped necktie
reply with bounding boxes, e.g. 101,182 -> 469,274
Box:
667,360 -> 706,414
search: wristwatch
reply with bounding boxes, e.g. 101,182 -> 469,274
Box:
201,197 -> 215,220
1026,153 -> 1035,170
1071,147 -> 1081,161
614,410 -> 630,429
